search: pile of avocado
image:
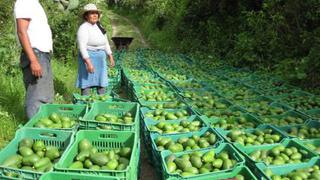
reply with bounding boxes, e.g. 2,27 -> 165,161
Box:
260,115 -> 305,126
175,81 -> 202,89
210,116 -> 257,130
155,131 -> 218,152
133,78 -> 162,84
138,84 -> 168,91
245,103 -> 287,116
140,90 -> 176,101
145,101 -> 186,109
95,112 -> 134,124
144,109 -> 190,121
191,100 -> 228,110
2,138 -> 61,176
289,97 -> 320,111
201,109 -> 242,119
285,126 -> 320,139
250,145 -> 311,165
165,149 -> 238,177
304,143 -> 320,154
181,91 -> 215,101
34,113 -> 77,129
265,164 -> 320,180
69,139 -> 132,170
108,68 -> 118,78
149,120 -> 203,134
226,128 -> 282,146
78,94 -> 111,103
225,88 -> 258,100
164,74 -> 188,81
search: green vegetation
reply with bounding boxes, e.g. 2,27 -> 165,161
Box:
0,0 -> 114,148
113,0 -> 320,89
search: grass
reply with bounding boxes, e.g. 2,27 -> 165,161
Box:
0,0 -> 116,149
0,59 -> 79,149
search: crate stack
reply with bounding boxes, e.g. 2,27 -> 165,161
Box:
0,50 -> 140,180
133,49 -> 320,179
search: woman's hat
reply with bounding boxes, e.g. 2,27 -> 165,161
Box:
82,3 -> 101,15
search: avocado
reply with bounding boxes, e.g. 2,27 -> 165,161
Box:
19,138 -> 34,148
19,147 -> 34,157
90,152 -> 108,166
78,139 -> 92,152
45,146 -> 60,160
190,155 -> 202,168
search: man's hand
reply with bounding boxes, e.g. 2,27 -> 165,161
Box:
17,18 -> 43,77
30,61 -> 42,77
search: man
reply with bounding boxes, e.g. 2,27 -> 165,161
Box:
14,0 -> 54,119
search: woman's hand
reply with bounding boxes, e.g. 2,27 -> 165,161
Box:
109,55 -> 115,68
86,63 -> 94,73
84,58 -> 94,73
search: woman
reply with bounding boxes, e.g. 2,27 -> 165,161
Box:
76,3 -> 115,95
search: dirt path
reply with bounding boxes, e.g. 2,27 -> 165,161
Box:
108,12 -> 156,180
108,11 -> 149,49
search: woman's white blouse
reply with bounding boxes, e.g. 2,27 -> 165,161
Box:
77,21 -> 112,59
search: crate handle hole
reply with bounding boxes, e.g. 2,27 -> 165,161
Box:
59,107 -> 74,111
100,134 -> 118,139
40,132 -> 57,138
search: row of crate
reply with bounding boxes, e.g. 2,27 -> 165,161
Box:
138,49 -> 319,120
0,128 -> 139,180
119,50 -> 320,178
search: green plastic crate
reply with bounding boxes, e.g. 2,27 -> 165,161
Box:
141,115 -> 208,160
263,86 -> 297,98
129,76 -> 164,86
244,76 -> 285,90
278,90 -> 314,103
217,124 -> 288,149
80,102 -> 140,132
0,128 -> 74,180
206,166 -> 258,180
237,139 -> 318,168
204,112 -> 262,131
256,158 -> 320,180
171,80 -> 205,92
306,108 -> 320,120
144,115 -> 208,135
296,138 -> 320,155
139,98 -> 188,110
39,172 -> 120,180
235,96 -> 273,109
55,130 -> 139,180
73,91 -> 114,104
243,101 -> 292,117
258,110 -> 310,126
277,120 -> 320,140
149,127 -> 225,170
224,88 -> 261,102
194,105 -> 247,119
178,88 -> 222,101
140,106 -> 196,122
188,98 -> 233,115
24,104 -> 87,131
160,143 -> 245,180
133,83 -> 171,93
134,89 -> 178,102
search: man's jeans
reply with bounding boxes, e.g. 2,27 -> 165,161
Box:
20,49 -> 54,119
